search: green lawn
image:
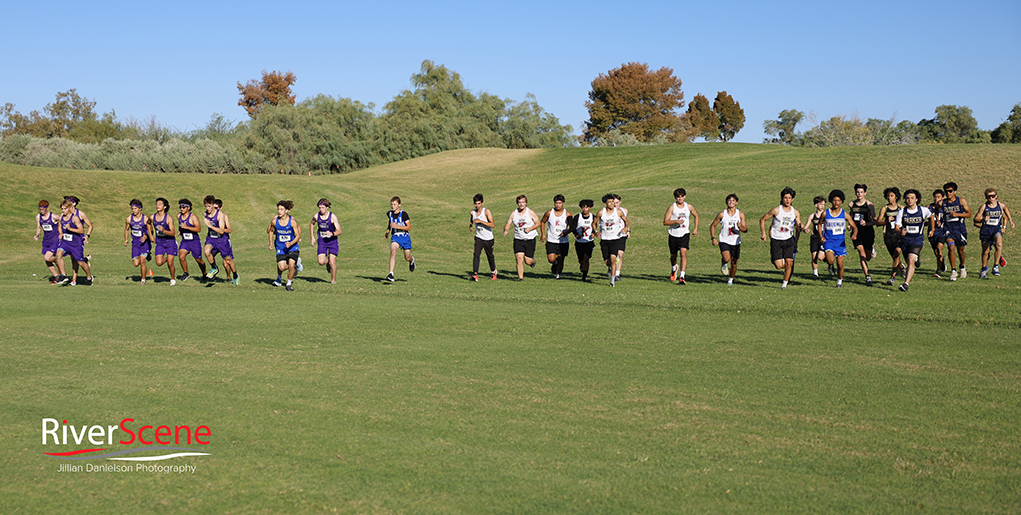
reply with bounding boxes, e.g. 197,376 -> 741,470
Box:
1,143 -> 1020,513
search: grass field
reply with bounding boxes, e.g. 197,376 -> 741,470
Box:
2,143 -> 1020,513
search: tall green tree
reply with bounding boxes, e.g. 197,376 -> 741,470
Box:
582,62 -> 693,144
1,89 -> 101,139
687,94 -> 720,142
713,91 -> 745,142
991,102 -> 1021,143
762,109 -> 804,144
918,104 -> 984,143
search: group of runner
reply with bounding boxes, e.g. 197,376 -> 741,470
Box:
33,184 -> 1013,291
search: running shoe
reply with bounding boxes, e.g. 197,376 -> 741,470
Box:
678,277 -> 686,285
950,269 -> 958,281
490,271 -> 498,280
48,277 -> 58,285
67,281 -> 76,286
180,273 -> 191,282
409,257 -> 416,272
555,274 -> 561,280
993,265 -> 1001,276
82,277 -> 93,286
614,275 -> 621,283
865,275 -> 873,285
722,263 -> 729,276
726,278 -> 733,285
296,257 -> 303,272
999,256 -> 1007,267
386,272 -> 395,283
835,281 -> 843,288
273,279 -> 282,287
933,270 -> 942,278
980,266 -> 988,279
207,267 -> 219,279
140,278 -> 146,285
471,274 -> 479,282
960,267 -> 967,279
828,264 -> 835,276
170,279 -> 177,286
232,272 -> 239,286
886,277 -> 895,286
898,283 -> 909,292
55,275 -> 70,285
780,282 -> 787,290
610,271 -> 615,286
285,283 -> 293,291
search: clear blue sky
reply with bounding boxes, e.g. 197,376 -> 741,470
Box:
3,0 -> 1018,143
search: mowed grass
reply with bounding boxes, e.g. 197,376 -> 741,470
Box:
1,143 -> 1020,513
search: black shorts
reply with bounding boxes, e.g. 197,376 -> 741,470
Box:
883,230 -> 902,257
901,244 -> 923,257
600,239 -> 626,261
618,235 -> 628,252
810,235 -> 823,254
668,234 -> 690,254
545,241 -> 570,257
276,250 -> 299,263
513,238 -> 536,259
852,227 -> 875,251
770,237 -> 796,261
719,242 -> 741,261
575,241 -> 594,261
946,226 -> 968,247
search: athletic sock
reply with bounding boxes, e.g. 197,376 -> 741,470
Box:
679,271 -> 685,278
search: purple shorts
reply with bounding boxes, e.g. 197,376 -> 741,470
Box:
42,241 -> 59,257
154,238 -> 178,256
318,238 -> 339,256
179,236 -> 203,258
57,241 -> 85,262
132,240 -> 152,259
205,236 -> 234,259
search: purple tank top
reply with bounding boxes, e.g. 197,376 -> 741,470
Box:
129,215 -> 148,243
205,210 -> 223,239
61,214 -> 83,246
153,212 -> 173,239
41,212 -> 59,245
316,213 -> 337,241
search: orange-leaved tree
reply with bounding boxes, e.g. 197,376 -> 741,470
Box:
582,62 -> 693,144
237,70 -> 297,118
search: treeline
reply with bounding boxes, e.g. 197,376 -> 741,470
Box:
763,103 -> 1021,147
0,61 -> 574,174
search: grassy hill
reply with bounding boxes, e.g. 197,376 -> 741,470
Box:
2,143 -> 1020,513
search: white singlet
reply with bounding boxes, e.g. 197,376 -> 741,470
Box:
513,209 -> 538,240
546,210 -> 569,243
770,205 -> 797,241
575,214 -> 594,243
667,202 -> 690,238
599,207 -> 624,240
472,208 -> 493,241
719,209 -> 742,246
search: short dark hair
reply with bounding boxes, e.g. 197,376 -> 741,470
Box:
725,193 -> 739,203
853,183 -> 868,193
932,189 -> 944,198
828,189 -> 845,203
883,187 -> 901,201
318,198 -> 331,207
390,196 -> 402,204
813,195 -> 826,205
277,200 -> 294,210
780,187 -> 796,200
943,182 -> 958,192
516,194 -> 527,203
203,195 -> 216,205
673,188 -> 686,198
472,193 -> 484,203
155,197 -> 169,209
214,199 -> 223,208
553,194 -> 565,203
178,198 -> 192,208
579,199 -> 594,208
904,189 -> 921,201
129,199 -> 143,208
602,193 -> 615,204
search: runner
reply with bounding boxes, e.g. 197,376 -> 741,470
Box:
974,188 -> 1015,278
876,187 -> 904,285
760,187 -> 802,289
848,184 -> 877,285
802,196 -> 828,277
593,194 -> 629,286
894,189 -> 934,292
663,188 -> 698,285
202,195 -> 239,285
613,194 -> 629,282
569,199 -> 596,282
124,199 -> 153,285
269,200 -> 301,291
941,182 -> 972,281
540,194 -> 571,279
34,200 -> 60,283
818,189 -> 858,288
503,195 -> 540,281
708,194 -> 747,286
54,199 -> 88,286
151,197 -> 178,286
385,196 -> 416,283
311,198 -> 341,284
927,189 -> 948,277
468,194 -> 496,281
176,198 -> 207,281
63,195 -> 94,284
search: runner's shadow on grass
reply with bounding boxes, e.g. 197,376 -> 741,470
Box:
252,278 -> 278,286
298,276 -> 330,284
356,275 -> 404,284
426,270 -> 471,281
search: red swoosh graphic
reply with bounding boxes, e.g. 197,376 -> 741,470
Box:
44,449 -> 108,456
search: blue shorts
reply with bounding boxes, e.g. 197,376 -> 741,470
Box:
391,232 -> 412,250
823,237 -> 847,257
946,225 -> 967,247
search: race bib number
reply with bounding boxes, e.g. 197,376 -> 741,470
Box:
320,231 -> 331,238
907,226 -> 920,234
988,218 -> 1000,226
853,213 -> 862,221
62,233 -> 74,241
131,230 -> 143,238
278,235 -> 291,243
42,223 -> 53,231
182,232 -> 194,240
831,227 -> 843,236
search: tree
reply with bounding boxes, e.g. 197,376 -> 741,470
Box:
917,104 -> 982,143
582,62 -> 693,144
687,94 -> 720,142
1,89 -> 100,139
713,91 -> 745,142
237,70 -> 297,118
991,102 -> 1021,143
762,109 -> 804,144
501,94 -> 574,149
